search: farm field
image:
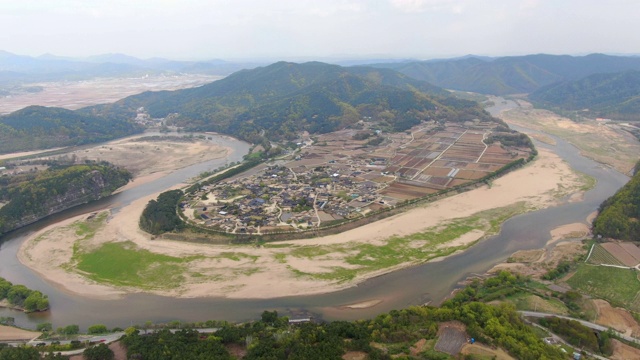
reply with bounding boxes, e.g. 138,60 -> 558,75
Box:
566,264 -> 640,312
588,242 -> 640,267
587,244 -> 627,266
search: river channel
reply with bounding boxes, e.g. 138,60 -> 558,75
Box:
0,103 -> 631,329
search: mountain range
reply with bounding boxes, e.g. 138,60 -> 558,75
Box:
0,61 -> 496,153
81,61 -> 495,143
371,53 -> 640,95
529,70 -> 640,121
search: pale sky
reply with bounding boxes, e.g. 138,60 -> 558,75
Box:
1,0 -> 638,60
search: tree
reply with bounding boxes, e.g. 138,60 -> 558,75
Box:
23,291 -> 49,312
37,322 -> 53,332
260,310 -> 278,326
83,344 -> 114,360
60,324 -> 79,335
0,346 -> 40,360
6,285 -> 31,306
87,324 -> 108,334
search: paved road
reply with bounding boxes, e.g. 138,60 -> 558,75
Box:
519,311 -> 640,345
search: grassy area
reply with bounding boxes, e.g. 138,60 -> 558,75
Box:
72,212 -> 108,238
215,252 -> 258,262
74,241 -> 199,289
286,203 -> 527,282
506,293 -> 569,315
566,264 -> 640,311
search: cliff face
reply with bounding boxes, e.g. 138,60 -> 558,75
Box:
0,164 -> 131,234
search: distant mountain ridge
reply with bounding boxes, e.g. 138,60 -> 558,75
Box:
529,70 -> 640,121
83,61 -> 495,143
0,50 -> 263,86
372,53 -> 640,95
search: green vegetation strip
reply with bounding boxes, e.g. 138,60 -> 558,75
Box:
275,202 -> 527,282
566,264 -> 640,311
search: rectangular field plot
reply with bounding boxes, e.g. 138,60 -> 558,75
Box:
620,243 -> 640,263
602,242 -> 640,266
587,244 -> 626,266
422,167 -> 453,177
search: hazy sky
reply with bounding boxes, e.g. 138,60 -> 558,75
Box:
2,0 -> 638,60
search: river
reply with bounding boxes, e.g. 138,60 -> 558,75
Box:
0,105 -> 630,330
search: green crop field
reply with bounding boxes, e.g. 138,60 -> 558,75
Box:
566,264 -> 640,311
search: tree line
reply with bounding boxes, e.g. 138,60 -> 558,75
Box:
0,276 -> 49,312
593,159 -> 640,240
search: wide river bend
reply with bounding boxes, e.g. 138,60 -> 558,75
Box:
0,106 -> 630,329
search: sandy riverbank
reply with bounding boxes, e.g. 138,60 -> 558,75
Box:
18,145 -> 590,300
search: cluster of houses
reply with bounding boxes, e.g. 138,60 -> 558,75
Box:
183,162 -> 394,234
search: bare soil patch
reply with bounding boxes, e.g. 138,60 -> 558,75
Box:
509,249 -> 545,263
342,351 -> 368,360
593,299 -> 640,338
461,343 -> 516,360
0,325 -> 40,341
611,339 -> 640,360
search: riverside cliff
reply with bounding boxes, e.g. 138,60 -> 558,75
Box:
0,163 -> 131,235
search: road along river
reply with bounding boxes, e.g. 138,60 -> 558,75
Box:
0,110 -> 630,329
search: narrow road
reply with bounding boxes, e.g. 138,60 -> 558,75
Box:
475,130 -> 490,163
519,311 -> 640,344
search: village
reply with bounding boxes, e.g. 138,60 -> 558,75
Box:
182,119 -> 533,234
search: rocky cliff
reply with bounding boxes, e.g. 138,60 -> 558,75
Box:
0,164 -> 131,235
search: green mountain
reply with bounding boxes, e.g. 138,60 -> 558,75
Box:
83,61 -> 495,143
529,70 -> 640,121
373,54 -> 640,95
593,160 -> 640,241
0,105 -> 143,154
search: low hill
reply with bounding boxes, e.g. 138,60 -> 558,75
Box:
373,53 -> 640,95
83,61 -> 496,143
593,161 -> 640,241
529,70 -> 640,121
0,105 -> 143,154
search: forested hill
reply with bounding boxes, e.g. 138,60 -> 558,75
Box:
529,70 -> 640,121
372,53 -> 640,95
81,61 -> 496,143
593,161 -> 640,241
0,163 -> 131,235
0,105 -> 143,154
